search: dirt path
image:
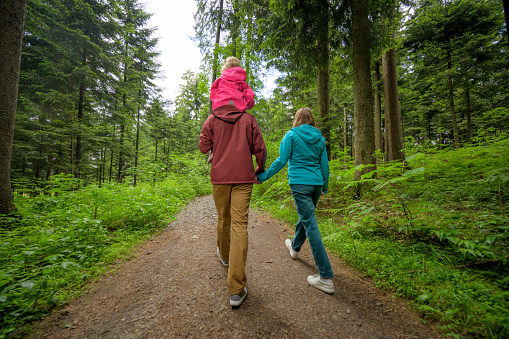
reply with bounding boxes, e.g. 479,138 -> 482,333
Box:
28,195 -> 438,338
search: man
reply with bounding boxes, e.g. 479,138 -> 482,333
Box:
199,64 -> 266,306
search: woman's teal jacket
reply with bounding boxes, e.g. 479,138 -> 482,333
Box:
257,124 -> 329,194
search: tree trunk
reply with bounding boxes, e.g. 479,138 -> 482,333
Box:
134,99 -> 140,187
344,107 -> 347,152
351,126 -> 355,158
438,115 -> 445,148
245,13 -> 253,83
209,0 -> 224,115
401,116 -> 405,141
352,0 -> 375,181
503,0 -> 509,42
317,66 -> 331,159
101,147 -> 105,187
428,115 -> 432,140
231,0 -> 240,58
109,148 -> 113,182
448,78 -> 460,148
118,65 -> 127,184
33,162 -> 41,181
374,60 -> 383,164
466,86 -> 472,143
47,166 -> 53,180
118,123 -> 125,183
317,0 -> 331,159
75,44 -> 87,179
155,138 -> 158,161
97,148 -> 102,186
70,110 -> 74,175
447,50 -> 460,149
0,0 -> 27,215
102,150 -> 106,184
382,48 -> 405,162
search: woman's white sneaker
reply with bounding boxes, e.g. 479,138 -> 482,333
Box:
285,239 -> 298,259
307,274 -> 334,294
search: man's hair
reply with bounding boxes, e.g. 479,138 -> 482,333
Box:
221,56 -> 242,73
293,107 -> 316,128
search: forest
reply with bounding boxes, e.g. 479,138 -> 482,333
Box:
0,0 -> 508,338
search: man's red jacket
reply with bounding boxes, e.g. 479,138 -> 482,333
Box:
199,105 -> 266,184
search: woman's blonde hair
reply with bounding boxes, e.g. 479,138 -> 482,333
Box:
221,56 -> 242,73
293,107 -> 316,128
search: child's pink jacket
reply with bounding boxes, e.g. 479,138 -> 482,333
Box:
210,67 -> 255,112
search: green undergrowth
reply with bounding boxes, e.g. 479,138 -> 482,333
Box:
252,137 -> 509,338
0,171 -> 211,338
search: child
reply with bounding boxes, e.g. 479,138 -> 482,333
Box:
210,56 -> 255,113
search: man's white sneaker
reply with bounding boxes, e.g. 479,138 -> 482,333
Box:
307,274 -> 334,294
285,239 -> 298,259
217,247 -> 229,267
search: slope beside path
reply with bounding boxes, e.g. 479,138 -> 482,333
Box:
28,195 -> 438,338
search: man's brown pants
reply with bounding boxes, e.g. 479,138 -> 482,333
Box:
212,183 -> 253,295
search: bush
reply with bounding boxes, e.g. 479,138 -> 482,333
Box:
252,138 -> 509,338
0,169 -> 211,338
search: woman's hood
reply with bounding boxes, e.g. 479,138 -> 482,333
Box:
291,124 -> 323,144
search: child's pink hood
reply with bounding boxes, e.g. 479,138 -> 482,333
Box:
210,67 -> 255,112
222,67 -> 248,82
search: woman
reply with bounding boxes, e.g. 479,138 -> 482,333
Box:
257,107 -> 334,293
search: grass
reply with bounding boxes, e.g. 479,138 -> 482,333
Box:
251,137 -> 509,338
0,161 -> 212,338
